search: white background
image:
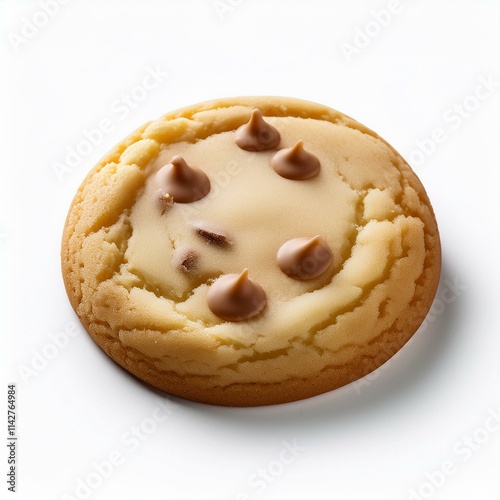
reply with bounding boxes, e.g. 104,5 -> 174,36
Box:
1,1 -> 499,499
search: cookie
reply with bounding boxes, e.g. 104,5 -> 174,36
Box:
61,97 -> 441,406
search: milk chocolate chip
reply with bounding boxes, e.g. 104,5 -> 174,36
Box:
155,155 -> 210,203
235,109 -> 281,151
271,141 -> 320,180
172,247 -> 198,273
207,269 -> 267,321
277,236 -> 332,280
191,221 -> 233,248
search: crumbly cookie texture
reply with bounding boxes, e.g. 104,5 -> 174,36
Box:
61,97 -> 441,406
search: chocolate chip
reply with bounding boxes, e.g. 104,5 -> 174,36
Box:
277,235 -> 332,280
191,221 -> 232,248
271,141 -> 320,180
173,247 -> 198,272
207,269 -> 267,321
155,155 -> 211,204
235,109 -> 280,152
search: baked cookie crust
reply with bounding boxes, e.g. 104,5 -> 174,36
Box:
61,97 -> 441,406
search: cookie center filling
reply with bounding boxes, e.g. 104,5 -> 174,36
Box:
126,116 -> 358,308
124,113 -> 412,331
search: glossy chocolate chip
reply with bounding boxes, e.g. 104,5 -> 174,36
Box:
277,236 -> 332,280
235,109 -> 281,152
271,141 -> 320,180
207,269 -> 267,321
155,155 -> 210,203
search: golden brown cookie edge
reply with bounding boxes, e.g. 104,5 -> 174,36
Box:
60,96 -> 441,406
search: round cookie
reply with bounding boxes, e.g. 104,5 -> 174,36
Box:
61,97 -> 441,406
